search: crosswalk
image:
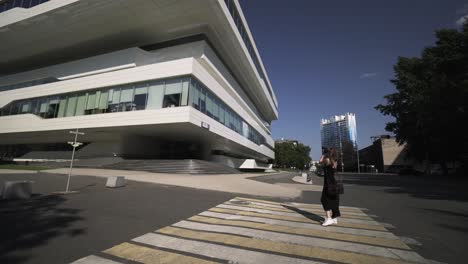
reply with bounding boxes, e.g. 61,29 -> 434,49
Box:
71,197 -> 429,264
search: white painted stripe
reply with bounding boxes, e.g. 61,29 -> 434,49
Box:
199,211 -> 399,239
218,204 -> 381,226
133,233 -> 325,264
173,220 -> 426,263
70,255 -> 122,264
230,199 -> 369,217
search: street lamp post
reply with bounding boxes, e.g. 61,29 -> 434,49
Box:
65,128 -> 84,193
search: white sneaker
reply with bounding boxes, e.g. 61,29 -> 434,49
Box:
332,218 -> 338,224
322,218 -> 335,226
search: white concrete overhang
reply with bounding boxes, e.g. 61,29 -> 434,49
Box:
0,0 -> 278,121
0,107 -> 274,159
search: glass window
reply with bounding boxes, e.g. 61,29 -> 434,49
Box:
22,0 -> 32,8
243,121 -> 249,138
20,101 -> 31,113
212,97 -> 219,121
147,81 -> 164,109
107,88 -> 121,112
65,95 -> 77,117
46,96 -> 60,118
163,79 -> 182,108
164,78 -> 182,95
206,91 -> 213,117
98,90 -> 108,112
181,78 -> 189,106
75,93 -> 87,116
120,85 -> 134,111
199,85 -> 206,113
6,1 -> 14,10
190,80 -> 200,110
9,101 -> 20,115
219,105 -> 225,125
0,104 -> 11,116
133,83 -> 148,110
57,95 -> 67,118
38,98 -> 48,118
86,92 -> 96,114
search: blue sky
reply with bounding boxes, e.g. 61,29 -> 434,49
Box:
240,0 -> 468,159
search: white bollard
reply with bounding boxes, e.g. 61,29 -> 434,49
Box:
106,176 -> 126,188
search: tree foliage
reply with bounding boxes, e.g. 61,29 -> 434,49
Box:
376,23 -> 468,173
274,142 -> 311,170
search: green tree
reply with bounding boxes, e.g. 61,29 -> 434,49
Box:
376,22 -> 468,175
274,142 -> 311,170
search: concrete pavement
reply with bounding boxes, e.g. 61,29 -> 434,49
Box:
41,168 -> 309,198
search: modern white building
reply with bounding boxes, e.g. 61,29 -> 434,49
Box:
0,0 -> 278,170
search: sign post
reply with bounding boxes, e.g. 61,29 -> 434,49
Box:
65,128 -> 84,193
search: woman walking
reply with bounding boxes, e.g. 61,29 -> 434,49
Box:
320,147 -> 341,226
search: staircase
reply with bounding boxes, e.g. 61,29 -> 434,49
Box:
102,159 -> 240,174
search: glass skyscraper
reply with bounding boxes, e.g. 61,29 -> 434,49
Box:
320,113 -> 357,152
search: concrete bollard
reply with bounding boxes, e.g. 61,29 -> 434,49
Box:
2,181 -> 33,199
106,176 -> 126,188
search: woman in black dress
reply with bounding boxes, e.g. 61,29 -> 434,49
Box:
320,147 -> 341,226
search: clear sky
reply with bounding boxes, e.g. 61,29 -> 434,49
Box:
240,0 -> 468,160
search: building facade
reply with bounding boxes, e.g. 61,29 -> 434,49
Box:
320,113 -> 357,170
0,0 -> 278,169
320,113 -> 357,150
359,135 -> 410,173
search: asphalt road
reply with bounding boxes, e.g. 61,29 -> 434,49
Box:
254,172 -> 468,264
0,173 -> 235,264
1,172 -> 467,264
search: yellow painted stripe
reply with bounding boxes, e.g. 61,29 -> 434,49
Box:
158,226 -> 406,264
235,197 -> 365,214
226,202 -> 374,221
103,242 -> 218,264
189,215 -> 409,250
209,207 -> 388,232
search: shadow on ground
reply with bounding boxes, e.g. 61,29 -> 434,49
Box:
341,173 -> 468,202
281,204 -> 324,223
0,195 -> 84,264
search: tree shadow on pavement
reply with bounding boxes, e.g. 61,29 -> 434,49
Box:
0,194 -> 85,264
341,174 -> 468,202
281,204 -> 324,223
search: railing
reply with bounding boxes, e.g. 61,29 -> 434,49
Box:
0,0 -> 50,14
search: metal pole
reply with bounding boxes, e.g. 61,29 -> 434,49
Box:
337,122 -> 344,172
66,145 -> 76,192
356,142 -> 360,173
66,128 -> 79,192
65,128 -> 85,193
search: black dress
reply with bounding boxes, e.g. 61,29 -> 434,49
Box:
321,165 -> 341,218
